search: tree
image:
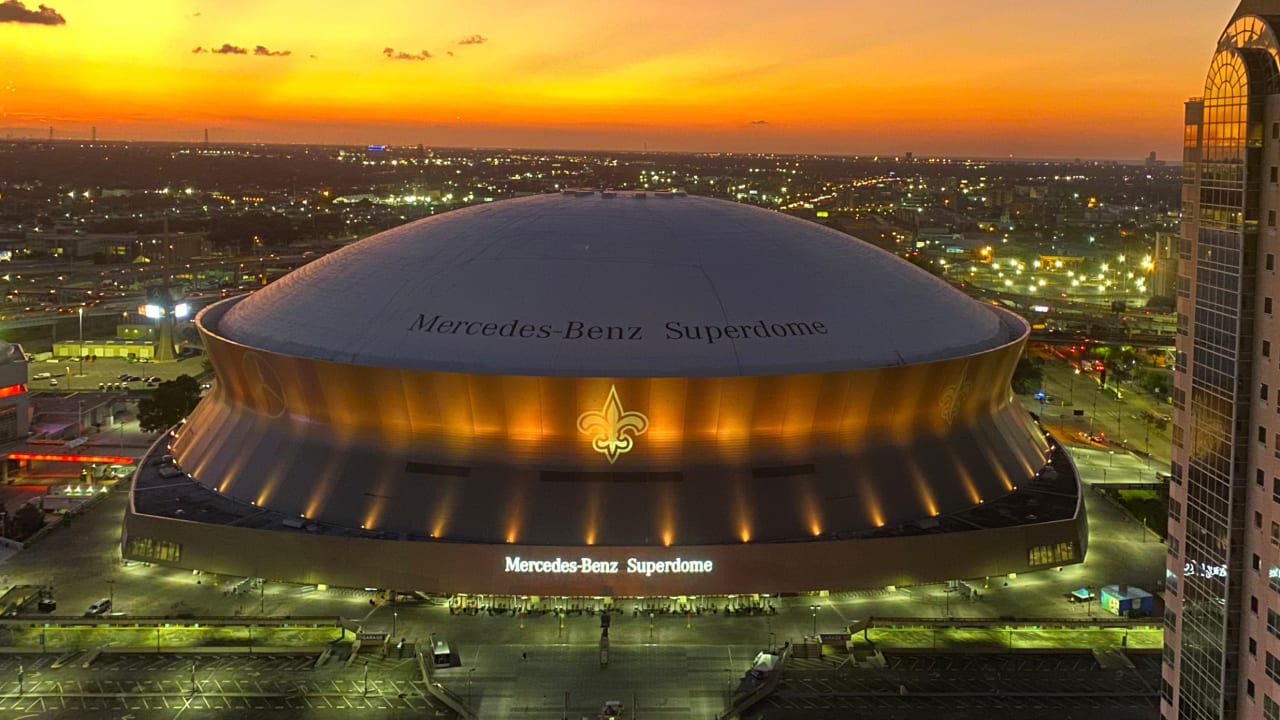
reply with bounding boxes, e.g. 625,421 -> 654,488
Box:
137,375 -> 202,433
9,505 -> 45,540
1011,355 -> 1044,395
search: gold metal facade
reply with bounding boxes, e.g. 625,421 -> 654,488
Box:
169,297 -> 1050,550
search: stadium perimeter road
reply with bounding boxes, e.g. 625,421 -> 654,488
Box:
0,472 -> 1164,639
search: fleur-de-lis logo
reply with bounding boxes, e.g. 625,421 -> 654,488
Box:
577,385 -> 649,464
939,364 -> 971,427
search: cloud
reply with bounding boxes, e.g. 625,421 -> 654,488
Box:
383,47 -> 431,61
749,119 -> 769,125
456,34 -> 487,45
0,1 -> 65,25
191,43 -> 291,57
446,50 -> 454,57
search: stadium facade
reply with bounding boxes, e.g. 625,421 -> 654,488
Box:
122,191 -> 1086,597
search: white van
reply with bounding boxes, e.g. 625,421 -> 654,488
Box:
84,598 -> 112,616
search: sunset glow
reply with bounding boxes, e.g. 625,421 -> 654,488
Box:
0,0 -> 1236,156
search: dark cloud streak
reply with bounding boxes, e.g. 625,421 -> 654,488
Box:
383,47 -> 432,61
456,34 -> 487,45
0,0 -> 65,25
191,43 -> 292,57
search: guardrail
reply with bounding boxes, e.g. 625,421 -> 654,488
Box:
0,614 -> 344,628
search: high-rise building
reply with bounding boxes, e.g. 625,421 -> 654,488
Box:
1169,3 -> 1280,718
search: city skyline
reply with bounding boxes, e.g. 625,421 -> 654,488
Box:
0,0 -> 1237,158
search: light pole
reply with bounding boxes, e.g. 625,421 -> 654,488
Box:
77,306 -> 83,386
467,667 -> 476,709
392,610 -> 398,637
809,604 -> 820,637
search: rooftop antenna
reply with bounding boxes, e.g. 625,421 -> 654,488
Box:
91,126 -> 96,143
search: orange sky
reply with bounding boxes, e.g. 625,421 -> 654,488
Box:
0,0 -> 1239,157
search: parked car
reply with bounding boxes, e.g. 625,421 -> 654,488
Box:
84,598 -> 112,616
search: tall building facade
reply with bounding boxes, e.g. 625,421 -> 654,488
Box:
1170,3 -> 1280,718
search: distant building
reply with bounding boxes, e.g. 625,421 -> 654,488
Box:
0,343 -> 31,443
1150,231 -> 1178,300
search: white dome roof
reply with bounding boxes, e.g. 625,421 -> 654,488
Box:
216,193 -> 1014,376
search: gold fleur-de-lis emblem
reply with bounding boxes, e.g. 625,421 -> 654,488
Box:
577,385 -> 649,464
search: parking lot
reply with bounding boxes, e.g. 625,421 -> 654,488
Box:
759,652 -> 1161,719
0,652 -> 440,718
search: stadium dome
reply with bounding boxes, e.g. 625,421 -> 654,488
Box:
218,192 -> 1010,376
123,192 -> 1082,597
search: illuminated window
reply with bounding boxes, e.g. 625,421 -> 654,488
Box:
125,537 -> 181,563
1027,542 -> 1075,567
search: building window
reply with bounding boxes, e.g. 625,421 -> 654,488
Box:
1162,678 -> 1174,705
1253,637 -> 1260,657
1165,607 -> 1177,632
1252,680 -> 1258,699
1169,535 -> 1181,557
1273,167 -> 1279,183
1273,121 -> 1279,139
1254,595 -> 1261,614
1260,468 -> 1267,487
1170,498 -> 1182,521
1270,210 -> 1276,227
1266,384 -> 1272,401
1274,477 -> 1280,504
1268,652 -> 1280,683
1163,642 -> 1176,668
1267,340 -> 1274,358
1271,253 -> 1277,270
1269,609 -> 1280,639
1271,565 -> 1280,593
1028,542 -> 1075,566
1269,297 -> 1275,314
124,537 -> 181,563
1267,694 -> 1280,720
1262,426 -> 1268,443
1273,521 -> 1280,547
1258,510 -> 1265,529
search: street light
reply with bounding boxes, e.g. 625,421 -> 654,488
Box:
77,306 -> 83,385
809,604 -> 820,637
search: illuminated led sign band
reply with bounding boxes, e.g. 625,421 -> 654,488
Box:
8,453 -> 135,464
504,556 -> 713,577
577,385 -> 648,464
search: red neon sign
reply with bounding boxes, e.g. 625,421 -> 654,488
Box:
7,453 -> 135,464
0,384 -> 26,399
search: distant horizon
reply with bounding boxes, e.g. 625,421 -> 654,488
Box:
0,134 -> 1181,166
0,0 -> 1237,161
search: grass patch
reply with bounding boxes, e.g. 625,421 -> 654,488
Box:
1099,487 -> 1167,540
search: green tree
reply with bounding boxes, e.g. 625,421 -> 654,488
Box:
9,504 -> 45,540
137,375 -> 202,433
1011,355 -> 1044,395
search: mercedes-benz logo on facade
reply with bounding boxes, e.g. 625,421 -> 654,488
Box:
242,352 -> 287,418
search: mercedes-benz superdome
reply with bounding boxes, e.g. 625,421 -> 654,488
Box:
122,191 -> 1086,597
